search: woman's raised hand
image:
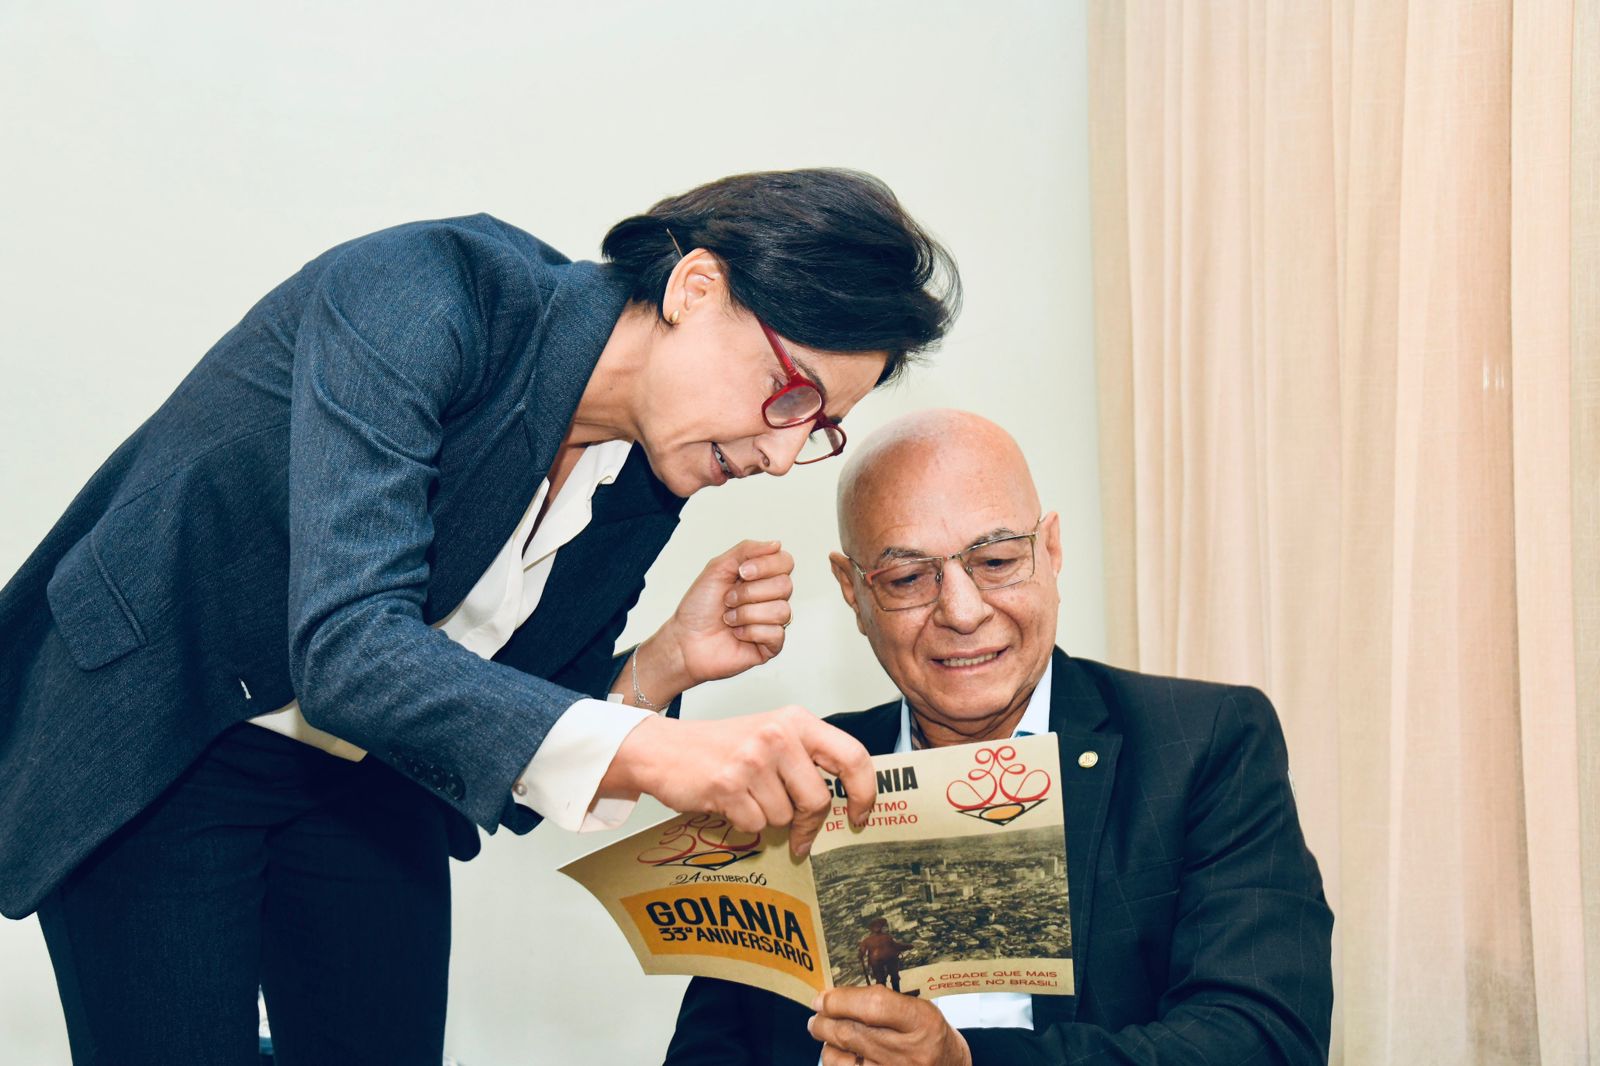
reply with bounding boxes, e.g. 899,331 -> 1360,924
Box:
651,539 -> 797,691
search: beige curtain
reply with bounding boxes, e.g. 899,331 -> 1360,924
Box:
1088,2 -> 1599,1063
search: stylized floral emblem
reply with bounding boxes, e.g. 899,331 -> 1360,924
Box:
636,813 -> 764,871
945,744 -> 1053,826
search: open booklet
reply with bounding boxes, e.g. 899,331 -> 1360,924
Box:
560,732 -> 1073,1007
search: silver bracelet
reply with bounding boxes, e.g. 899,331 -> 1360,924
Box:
630,646 -> 658,709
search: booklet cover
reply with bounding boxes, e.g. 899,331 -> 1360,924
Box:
560,732 -> 1073,1007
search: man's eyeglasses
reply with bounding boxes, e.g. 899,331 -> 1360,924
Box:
758,320 -> 845,464
846,523 -> 1042,610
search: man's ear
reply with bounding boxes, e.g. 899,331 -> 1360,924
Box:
1040,511 -> 1064,577
828,551 -> 870,635
661,247 -> 726,321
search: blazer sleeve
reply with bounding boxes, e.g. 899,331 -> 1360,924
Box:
543,588 -> 682,723
962,687 -> 1333,1066
285,225 -> 604,830
662,977 -> 786,1066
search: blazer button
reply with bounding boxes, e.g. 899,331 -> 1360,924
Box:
1077,751 -> 1099,769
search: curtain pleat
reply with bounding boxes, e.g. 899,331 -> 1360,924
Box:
1511,4 -> 1584,1061
1571,0 -> 1600,1055
1087,2 -> 1591,1060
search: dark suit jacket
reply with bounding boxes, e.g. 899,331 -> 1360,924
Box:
662,650 -> 1333,1065
0,215 -> 686,919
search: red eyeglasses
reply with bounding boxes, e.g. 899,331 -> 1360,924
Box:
757,320 -> 846,464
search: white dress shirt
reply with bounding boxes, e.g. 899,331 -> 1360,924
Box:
250,439 -> 652,831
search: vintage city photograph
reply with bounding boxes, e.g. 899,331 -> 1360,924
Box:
812,827 -> 1072,989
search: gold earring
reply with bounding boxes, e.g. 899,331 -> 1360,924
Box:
668,309 -> 681,325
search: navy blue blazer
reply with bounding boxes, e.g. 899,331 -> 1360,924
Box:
662,650 -> 1334,1065
0,215 -> 686,919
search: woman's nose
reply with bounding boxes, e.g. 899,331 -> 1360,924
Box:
755,423 -> 810,477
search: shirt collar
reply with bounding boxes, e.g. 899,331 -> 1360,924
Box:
893,661 -> 1054,753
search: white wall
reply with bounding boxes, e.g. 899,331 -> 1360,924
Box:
0,2 -> 1098,1062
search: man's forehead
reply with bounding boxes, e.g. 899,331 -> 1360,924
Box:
837,414 -> 1039,548
854,505 -> 1033,561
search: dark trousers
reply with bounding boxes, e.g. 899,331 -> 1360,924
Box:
37,723 -> 454,1066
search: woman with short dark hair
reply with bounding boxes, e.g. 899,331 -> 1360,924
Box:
604,168 -> 955,370
0,168 -> 959,1064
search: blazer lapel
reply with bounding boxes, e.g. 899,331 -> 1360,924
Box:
425,260 -> 633,621
519,260 -> 633,473
494,447 -> 684,678
826,674 -> 1115,1032
425,260 -> 636,617
1032,648 -> 1121,1031
848,700 -> 904,757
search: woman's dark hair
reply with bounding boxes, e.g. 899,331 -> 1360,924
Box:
601,168 -> 960,385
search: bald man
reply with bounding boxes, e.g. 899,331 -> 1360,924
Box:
662,411 -> 1333,1066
